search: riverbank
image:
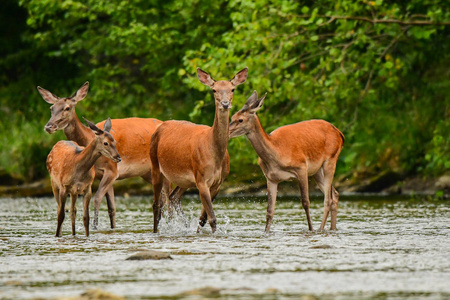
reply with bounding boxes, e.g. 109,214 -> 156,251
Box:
0,173 -> 448,198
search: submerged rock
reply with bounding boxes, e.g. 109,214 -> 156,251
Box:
179,286 -> 222,297
4,280 -> 22,286
309,244 -> 333,249
126,250 -> 173,260
52,289 -> 125,300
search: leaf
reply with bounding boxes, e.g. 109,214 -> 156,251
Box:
384,61 -> 394,69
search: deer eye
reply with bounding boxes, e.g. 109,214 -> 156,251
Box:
231,89 -> 235,92
212,89 -> 217,93
64,107 -> 70,111
239,119 -> 243,123
104,142 -> 108,146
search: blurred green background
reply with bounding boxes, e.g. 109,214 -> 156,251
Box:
0,0 -> 449,193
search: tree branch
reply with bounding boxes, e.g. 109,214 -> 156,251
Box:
380,25 -> 412,57
295,15 -> 450,26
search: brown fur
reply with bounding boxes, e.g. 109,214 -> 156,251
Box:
150,68 -> 248,233
47,120 -> 120,237
229,92 -> 344,231
38,82 -> 167,229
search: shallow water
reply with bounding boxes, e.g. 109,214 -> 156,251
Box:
0,195 -> 449,299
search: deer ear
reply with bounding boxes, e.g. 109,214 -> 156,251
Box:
83,116 -> 103,135
230,67 -> 248,86
37,86 -> 59,104
249,92 -> 266,114
103,118 -> 112,133
197,68 -> 215,87
71,81 -> 89,102
242,90 -> 258,112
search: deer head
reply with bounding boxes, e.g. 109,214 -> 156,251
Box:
83,117 -> 121,163
197,67 -> 248,111
229,91 -> 267,138
38,82 -> 89,134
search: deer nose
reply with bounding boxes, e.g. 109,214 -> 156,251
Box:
114,155 -> 122,163
221,100 -> 230,109
44,123 -> 56,133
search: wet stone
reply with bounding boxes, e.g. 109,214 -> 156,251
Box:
126,250 -> 173,260
309,244 -> 334,249
53,289 -> 125,300
179,286 -> 222,297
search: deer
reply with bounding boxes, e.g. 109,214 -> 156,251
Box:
150,67 -> 248,233
229,91 -> 344,232
47,118 -> 121,237
37,82 -> 172,230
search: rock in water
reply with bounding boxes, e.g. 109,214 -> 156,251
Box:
126,250 -> 173,260
178,287 -> 221,297
54,289 -> 125,300
309,244 -> 333,249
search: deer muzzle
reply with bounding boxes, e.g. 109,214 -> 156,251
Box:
221,100 -> 231,110
44,123 -> 57,134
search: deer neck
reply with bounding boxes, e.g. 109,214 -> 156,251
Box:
246,116 -> 276,161
210,105 -> 230,161
75,139 -> 103,174
64,113 -> 94,147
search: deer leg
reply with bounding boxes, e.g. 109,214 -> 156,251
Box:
314,169 -> 329,230
318,160 -> 337,231
105,187 -> 116,229
151,171 -> 164,233
198,206 -> 207,230
70,193 -> 77,236
330,186 -> 339,230
93,171 -> 117,229
210,185 -> 221,201
56,191 -> 67,237
265,180 -> 278,233
144,173 -> 174,218
319,190 -> 332,231
51,182 -> 59,205
161,179 -> 171,217
197,183 -> 216,234
82,188 -> 92,236
326,156 -> 340,230
142,173 -> 165,214
297,169 -> 313,231
198,184 -> 220,229
169,186 -> 186,217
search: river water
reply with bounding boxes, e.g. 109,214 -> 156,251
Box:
0,195 -> 449,299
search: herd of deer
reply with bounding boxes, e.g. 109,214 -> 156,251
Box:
37,68 -> 344,237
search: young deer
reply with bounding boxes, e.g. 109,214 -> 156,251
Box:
150,67 -> 248,233
38,82 -> 172,229
47,118 -> 121,237
229,91 -> 344,232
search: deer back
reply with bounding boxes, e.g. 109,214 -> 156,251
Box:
47,141 -> 95,187
268,120 -> 344,167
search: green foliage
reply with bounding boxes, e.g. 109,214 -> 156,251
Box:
182,0 -> 450,180
0,0 -> 449,184
424,120 -> 450,175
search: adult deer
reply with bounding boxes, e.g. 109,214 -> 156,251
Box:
229,91 -> 344,232
38,82 -> 170,229
150,67 -> 248,233
47,118 -> 121,237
